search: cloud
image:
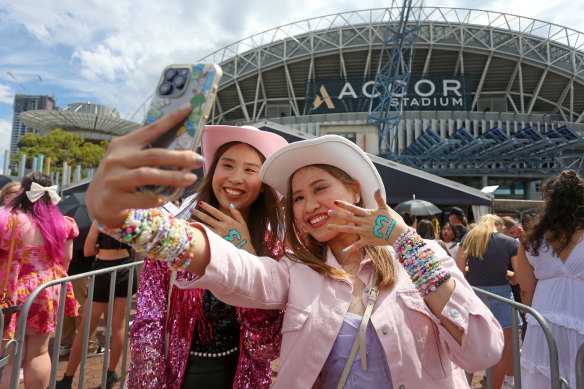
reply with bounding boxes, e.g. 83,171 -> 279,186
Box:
0,119 -> 12,152
1,0 -> 583,130
0,84 -> 15,105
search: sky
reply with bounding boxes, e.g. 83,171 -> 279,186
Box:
1,0 -> 583,164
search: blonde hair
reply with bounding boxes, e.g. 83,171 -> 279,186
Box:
0,182 -> 20,206
284,164 -> 398,289
461,214 -> 503,259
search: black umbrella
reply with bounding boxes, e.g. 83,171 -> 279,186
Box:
394,195 -> 442,217
58,192 -> 93,252
0,175 -> 13,190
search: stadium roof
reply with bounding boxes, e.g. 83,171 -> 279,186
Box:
195,7 -> 584,125
19,102 -> 140,141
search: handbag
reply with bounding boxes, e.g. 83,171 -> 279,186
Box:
0,213 -> 22,329
336,273 -> 380,389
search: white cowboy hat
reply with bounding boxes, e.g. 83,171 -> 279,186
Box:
259,135 -> 386,208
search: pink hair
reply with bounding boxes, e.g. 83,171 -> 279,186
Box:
29,200 -> 69,261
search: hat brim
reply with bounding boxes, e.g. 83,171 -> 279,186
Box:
259,135 -> 385,208
201,125 -> 288,174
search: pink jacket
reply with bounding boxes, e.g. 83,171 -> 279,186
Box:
128,257 -> 283,389
180,227 -> 504,388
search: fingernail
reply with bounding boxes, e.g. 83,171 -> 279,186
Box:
180,103 -> 191,111
333,200 -> 339,205
198,201 -> 203,206
342,249 -> 348,254
184,172 -> 197,182
189,206 -> 196,212
327,210 -> 334,216
376,188 -> 381,195
230,203 -> 235,209
195,155 -> 205,165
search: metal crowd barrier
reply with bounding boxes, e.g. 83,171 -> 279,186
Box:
576,343 -> 584,389
0,260 -> 142,389
1,264 -> 580,389
472,286 -> 571,389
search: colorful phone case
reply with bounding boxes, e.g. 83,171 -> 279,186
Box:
138,63 -> 222,201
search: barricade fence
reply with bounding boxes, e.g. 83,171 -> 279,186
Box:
472,286 -> 573,389
0,260 -> 142,389
0,265 -> 581,389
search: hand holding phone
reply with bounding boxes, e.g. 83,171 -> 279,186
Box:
138,63 -> 222,200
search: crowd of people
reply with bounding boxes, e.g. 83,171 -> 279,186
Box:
0,104 -> 582,389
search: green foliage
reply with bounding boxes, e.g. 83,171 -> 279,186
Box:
11,129 -> 109,172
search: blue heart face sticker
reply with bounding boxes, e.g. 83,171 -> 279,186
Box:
373,216 -> 390,238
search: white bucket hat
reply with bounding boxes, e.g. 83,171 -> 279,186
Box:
259,135 -> 386,208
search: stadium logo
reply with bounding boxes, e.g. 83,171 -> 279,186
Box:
305,74 -> 472,115
311,85 -> 335,110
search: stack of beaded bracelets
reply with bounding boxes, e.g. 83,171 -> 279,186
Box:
392,227 -> 451,297
97,208 -> 196,272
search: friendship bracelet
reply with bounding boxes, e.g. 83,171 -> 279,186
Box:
392,227 -> 451,297
98,209 -> 196,272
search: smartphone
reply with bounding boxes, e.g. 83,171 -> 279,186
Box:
138,63 -> 222,201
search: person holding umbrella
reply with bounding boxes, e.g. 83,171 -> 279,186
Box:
394,195 -> 442,218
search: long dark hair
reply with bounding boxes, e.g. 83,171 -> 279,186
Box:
439,221 -> 459,243
191,142 -> 283,256
522,169 -> 584,256
283,164 -> 398,289
416,220 -> 435,239
5,172 -> 69,260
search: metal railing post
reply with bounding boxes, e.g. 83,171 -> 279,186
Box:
2,260 -> 142,389
472,286 -> 568,389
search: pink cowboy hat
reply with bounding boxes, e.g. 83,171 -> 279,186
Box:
201,125 -> 288,174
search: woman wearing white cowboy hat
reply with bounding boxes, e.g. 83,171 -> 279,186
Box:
86,106 -> 504,388
127,124 -> 286,389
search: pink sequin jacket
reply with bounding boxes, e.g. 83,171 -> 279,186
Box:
127,257 -> 283,389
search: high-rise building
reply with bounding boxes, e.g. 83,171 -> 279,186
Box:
10,94 -> 55,157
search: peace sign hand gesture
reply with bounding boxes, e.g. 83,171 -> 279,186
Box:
327,190 -> 408,254
191,202 -> 256,255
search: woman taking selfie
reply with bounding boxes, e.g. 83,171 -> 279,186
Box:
126,125 -> 286,389
86,107 -> 504,388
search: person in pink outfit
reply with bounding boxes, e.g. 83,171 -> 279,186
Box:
0,172 -> 78,389
85,107 -> 504,388
125,125 -> 286,389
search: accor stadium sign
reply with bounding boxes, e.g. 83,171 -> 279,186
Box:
304,73 -> 472,115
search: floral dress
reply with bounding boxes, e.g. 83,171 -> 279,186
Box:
0,210 -> 79,338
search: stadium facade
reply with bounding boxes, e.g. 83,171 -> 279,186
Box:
197,6 -> 584,205
19,102 -> 140,142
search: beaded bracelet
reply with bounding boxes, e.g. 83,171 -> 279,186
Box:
98,209 -> 195,272
392,227 -> 451,297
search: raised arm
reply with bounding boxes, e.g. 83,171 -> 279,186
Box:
84,221 -> 99,257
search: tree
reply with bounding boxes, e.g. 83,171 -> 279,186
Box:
11,129 -> 109,174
